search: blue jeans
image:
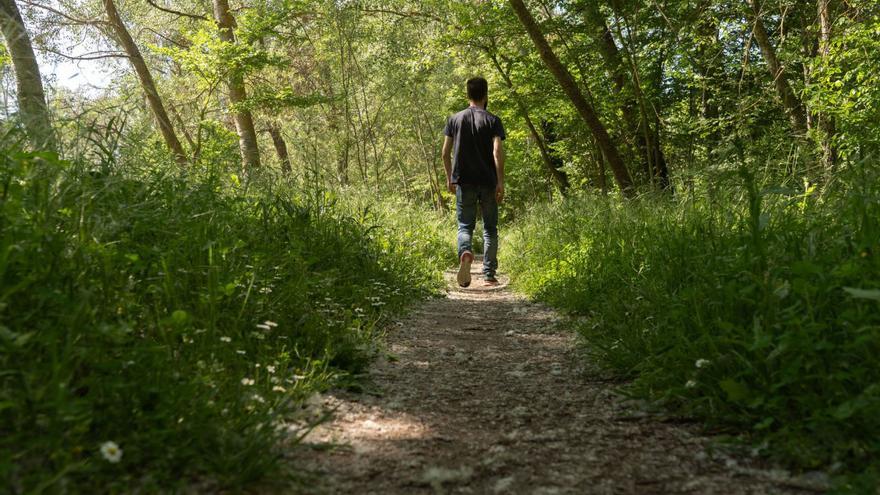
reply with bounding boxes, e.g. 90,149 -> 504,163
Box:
456,184 -> 498,277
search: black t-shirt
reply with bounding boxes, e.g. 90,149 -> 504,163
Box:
443,106 -> 506,187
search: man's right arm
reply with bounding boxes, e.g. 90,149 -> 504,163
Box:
442,136 -> 455,193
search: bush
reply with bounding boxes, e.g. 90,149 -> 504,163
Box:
0,145 -> 445,492
504,162 -> 880,490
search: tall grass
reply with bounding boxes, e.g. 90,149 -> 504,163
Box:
0,142 -> 447,492
504,162 -> 880,491
332,186 -> 458,283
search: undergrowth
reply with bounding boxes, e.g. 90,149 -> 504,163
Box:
0,143 -> 447,492
504,161 -> 880,492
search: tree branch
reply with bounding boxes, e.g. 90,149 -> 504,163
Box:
358,7 -> 441,23
20,0 -> 105,25
139,27 -> 193,49
144,0 -> 207,21
41,46 -> 128,60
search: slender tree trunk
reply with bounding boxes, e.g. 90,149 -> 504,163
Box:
696,1 -> 720,138
0,0 -> 54,151
168,104 -> 196,151
103,0 -> 186,165
816,0 -> 837,169
748,0 -> 808,134
509,0 -> 633,195
413,108 -> 445,210
339,89 -> 350,185
266,123 -> 291,174
335,20 -> 351,185
580,4 -> 641,141
212,0 -> 260,170
487,51 -> 569,194
584,2 -> 671,191
594,136 -> 608,194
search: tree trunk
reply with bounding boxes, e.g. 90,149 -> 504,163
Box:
0,0 -> 54,151
487,51 -> 569,194
748,0 -> 808,134
168,103 -> 195,151
594,136 -> 608,194
413,107 -> 445,210
650,112 -> 671,190
212,0 -> 261,170
267,123 -> 291,174
695,0 -> 720,146
509,0 -> 633,195
816,0 -> 837,169
580,2 -> 640,137
582,2 -> 671,191
103,0 -> 187,165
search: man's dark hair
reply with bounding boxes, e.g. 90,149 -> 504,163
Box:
466,77 -> 488,102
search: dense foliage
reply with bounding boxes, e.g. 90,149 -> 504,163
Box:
504,160 -> 880,490
0,137 -> 449,491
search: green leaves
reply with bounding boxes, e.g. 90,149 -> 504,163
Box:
0,145 -> 445,492
504,161 -> 880,485
843,287 -> 880,301
0,325 -> 33,347
719,379 -> 750,403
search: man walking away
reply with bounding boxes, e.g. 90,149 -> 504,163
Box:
442,77 -> 506,288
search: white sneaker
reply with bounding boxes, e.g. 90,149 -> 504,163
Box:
457,251 -> 473,287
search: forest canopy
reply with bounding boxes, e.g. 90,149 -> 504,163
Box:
3,0 -> 876,198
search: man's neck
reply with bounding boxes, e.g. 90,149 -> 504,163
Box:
468,101 -> 485,109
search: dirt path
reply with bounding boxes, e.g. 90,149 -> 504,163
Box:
290,264 -> 826,495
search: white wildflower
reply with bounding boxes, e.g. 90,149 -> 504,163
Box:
264,321 -> 278,328
272,385 -> 286,393
266,365 -> 276,374
256,324 -> 271,331
220,336 -> 231,343
685,379 -> 698,389
695,359 -> 711,369
100,441 -> 122,463
241,378 -> 255,386
236,350 -> 246,355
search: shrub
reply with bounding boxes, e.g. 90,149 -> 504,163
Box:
0,145 -> 445,492
504,162 -> 880,489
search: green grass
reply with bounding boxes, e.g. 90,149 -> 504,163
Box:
503,162 -> 880,492
0,144 -> 448,492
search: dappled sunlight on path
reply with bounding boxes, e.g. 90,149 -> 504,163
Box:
289,269 -> 821,494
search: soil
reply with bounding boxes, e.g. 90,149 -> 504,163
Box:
287,263 -> 829,495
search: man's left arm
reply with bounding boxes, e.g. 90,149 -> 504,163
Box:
493,136 -> 505,203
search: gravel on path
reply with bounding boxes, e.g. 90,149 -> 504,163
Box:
288,267 -> 826,495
